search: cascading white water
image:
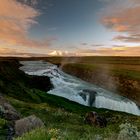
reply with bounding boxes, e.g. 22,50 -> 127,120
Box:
20,60 -> 140,116
95,96 -> 140,115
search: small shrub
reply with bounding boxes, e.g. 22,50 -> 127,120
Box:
14,127 -> 60,140
117,123 -> 140,140
0,118 -> 7,128
0,118 -> 8,140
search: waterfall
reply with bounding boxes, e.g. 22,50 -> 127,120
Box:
20,60 -> 140,116
95,96 -> 140,115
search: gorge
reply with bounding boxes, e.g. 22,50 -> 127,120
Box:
20,60 -> 140,116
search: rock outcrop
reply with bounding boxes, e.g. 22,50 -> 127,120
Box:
15,115 -> 44,137
29,75 -> 53,92
0,96 -> 44,138
0,95 -> 20,121
84,111 -> 107,128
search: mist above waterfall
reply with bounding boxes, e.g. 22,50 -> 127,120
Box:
59,57 -> 80,69
60,57 -> 117,93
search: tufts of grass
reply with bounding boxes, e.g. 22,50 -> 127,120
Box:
0,118 -> 8,140
14,128 -> 58,140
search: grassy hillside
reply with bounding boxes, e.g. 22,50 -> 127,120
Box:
0,58 -> 140,140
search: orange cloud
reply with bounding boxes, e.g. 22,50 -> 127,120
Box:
101,0 -> 140,42
77,46 -> 140,56
0,47 -> 25,55
114,25 -> 128,32
0,46 -> 48,57
0,0 -> 49,48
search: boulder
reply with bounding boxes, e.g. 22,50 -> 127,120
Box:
15,115 -> 44,137
0,95 -> 20,120
84,111 -> 107,128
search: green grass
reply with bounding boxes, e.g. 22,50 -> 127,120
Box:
15,128 -> 58,140
8,96 -> 140,140
0,118 -> 8,140
6,91 -> 140,140
41,56 -> 140,65
112,69 -> 140,80
62,63 -> 140,80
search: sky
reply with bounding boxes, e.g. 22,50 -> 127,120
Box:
0,0 -> 140,56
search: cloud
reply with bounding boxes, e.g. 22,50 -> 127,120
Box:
91,44 -> 105,47
101,0 -> 140,43
0,47 -> 48,57
80,43 -> 105,48
98,0 -> 114,3
19,0 -> 39,6
0,47 -> 27,56
0,38 -> 51,57
77,46 -> 140,56
114,35 -> 140,43
48,50 -> 77,56
0,0 -> 49,48
81,43 -> 88,46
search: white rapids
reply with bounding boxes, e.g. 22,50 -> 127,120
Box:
20,60 -> 140,116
